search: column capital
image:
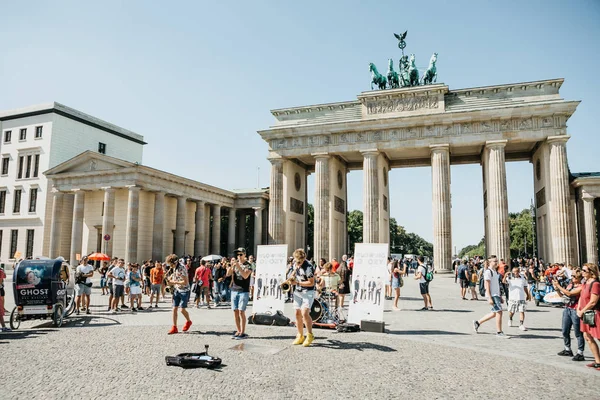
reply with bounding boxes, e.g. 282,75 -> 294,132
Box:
429,144 -> 450,154
194,199 -> 205,205
268,157 -> 284,166
360,149 -> 380,157
101,186 -> 116,192
252,206 -> 264,211
311,152 -> 330,160
547,135 -> 571,145
126,185 -> 142,191
582,194 -> 596,202
485,139 -> 508,149
51,187 -> 63,195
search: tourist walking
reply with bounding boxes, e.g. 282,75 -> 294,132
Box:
473,255 -> 506,337
194,260 -> 212,308
469,264 -> 479,300
291,248 -> 316,347
75,257 -> 94,315
504,266 -> 530,331
458,260 -> 470,300
553,267 -> 585,361
337,260 -> 351,308
414,256 -> 433,310
577,263 -> 600,369
228,248 -> 252,339
149,261 -> 164,308
128,264 -> 143,311
391,260 -> 404,310
108,259 -> 126,314
106,257 -> 117,311
166,254 -> 193,334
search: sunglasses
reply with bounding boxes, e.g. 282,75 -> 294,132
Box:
583,269 -> 590,273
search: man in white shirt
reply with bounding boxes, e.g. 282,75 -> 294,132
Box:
473,255 -> 507,337
75,258 -> 94,315
107,259 -> 126,314
504,266 -> 531,331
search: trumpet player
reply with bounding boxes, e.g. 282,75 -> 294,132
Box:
291,248 -> 316,347
228,248 -> 252,339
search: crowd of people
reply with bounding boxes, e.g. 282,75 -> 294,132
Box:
1,248 -> 599,367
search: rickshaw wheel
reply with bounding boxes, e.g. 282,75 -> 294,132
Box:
65,295 -> 76,317
9,307 -> 20,330
52,304 -> 64,328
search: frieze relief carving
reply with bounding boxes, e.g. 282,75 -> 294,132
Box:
270,116 -> 566,150
365,96 -> 439,115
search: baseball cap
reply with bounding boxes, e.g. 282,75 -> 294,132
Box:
234,247 -> 246,256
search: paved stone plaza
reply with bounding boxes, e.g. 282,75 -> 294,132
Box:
2,271 -> 600,399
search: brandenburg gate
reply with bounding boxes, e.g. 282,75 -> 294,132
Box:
258,78 -> 583,272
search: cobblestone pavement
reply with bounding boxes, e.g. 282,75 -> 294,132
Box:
2,271 -> 600,399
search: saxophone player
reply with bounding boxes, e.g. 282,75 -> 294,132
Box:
291,248 -> 316,347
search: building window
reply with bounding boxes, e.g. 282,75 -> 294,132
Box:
0,190 -> 6,214
17,156 -> 24,179
1,157 -> 8,175
25,155 -> 32,178
33,154 -> 40,177
28,188 -> 38,213
26,229 -> 34,258
35,126 -> 43,138
13,189 -> 21,213
3,130 -> 11,143
98,142 -> 106,154
10,229 -> 18,259
19,128 -> 27,141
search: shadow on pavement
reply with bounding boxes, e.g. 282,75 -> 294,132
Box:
33,316 -> 122,329
312,339 -> 397,352
387,329 -> 468,336
512,333 -> 559,340
0,329 -> 55,343
525,327 -> 561,332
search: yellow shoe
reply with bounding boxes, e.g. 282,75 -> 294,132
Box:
292,334 -> 305,345
302,333 -> 314,347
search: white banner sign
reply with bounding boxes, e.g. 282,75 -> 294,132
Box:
252,244 -> 288,314
348,243 -> 388,324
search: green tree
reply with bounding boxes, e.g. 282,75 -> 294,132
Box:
509,209 -> 534,257
459,237 -> 485,259
347,210 -> 363,254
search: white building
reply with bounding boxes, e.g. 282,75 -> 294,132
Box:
0,102 -> 145,263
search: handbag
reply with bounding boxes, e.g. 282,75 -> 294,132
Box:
583,310 -> 596,327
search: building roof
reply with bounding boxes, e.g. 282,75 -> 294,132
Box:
0,102 -> 146,145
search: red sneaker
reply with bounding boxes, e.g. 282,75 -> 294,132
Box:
168,326 -> 178,335
182,320 -> 193,332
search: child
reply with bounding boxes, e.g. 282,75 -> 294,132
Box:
503,266 -> 531,331
128,264 -> 143,311
100,262 -> 108,295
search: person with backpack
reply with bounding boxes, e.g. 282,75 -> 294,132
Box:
457,260 -> 470,300
473,255 -> 507,337
414,255 -> 433,311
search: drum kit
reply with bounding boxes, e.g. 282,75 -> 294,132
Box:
310,289 -> 345,328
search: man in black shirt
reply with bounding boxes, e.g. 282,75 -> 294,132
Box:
290,248 -> 316,347
227,248 -> 252,339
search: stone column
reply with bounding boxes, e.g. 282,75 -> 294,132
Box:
211,204 -> 221,255
253,207 -> 263,256
430,145 -> 452,273
125,186 -> 141,265
238,211 -> 247,250
194,200 -> 205,257
484,140 -> 511,263
228,208 -> 236,254
175,196 -> 187,255
69,190 -> 85,264
362,151 -> 379,243
548,136 -> 575,265
101,187 -> 116,257
314,154 -> 330,261
152,191 -> 165,261
204,203 -> 211,255
268,159 -> 284,244
49,191 -> 64,259
583,196 -> 598,264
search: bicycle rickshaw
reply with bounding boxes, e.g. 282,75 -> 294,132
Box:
10,258 -> 75,329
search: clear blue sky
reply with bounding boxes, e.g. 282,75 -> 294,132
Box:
1,0 -> 599,253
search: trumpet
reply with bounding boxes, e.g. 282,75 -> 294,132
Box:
280,265 -> 298,293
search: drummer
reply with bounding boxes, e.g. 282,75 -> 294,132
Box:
319,262 -> 341,307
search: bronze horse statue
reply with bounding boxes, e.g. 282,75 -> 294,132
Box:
369,63 -> 387,90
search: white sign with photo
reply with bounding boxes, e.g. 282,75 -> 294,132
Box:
252,244 -> 288,314
348,243 -> 388,324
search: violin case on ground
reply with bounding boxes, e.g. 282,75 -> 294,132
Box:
165,346 -> 222,369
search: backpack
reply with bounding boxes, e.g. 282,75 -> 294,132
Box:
478,274 -> 486,297
423,265 -> 434,282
